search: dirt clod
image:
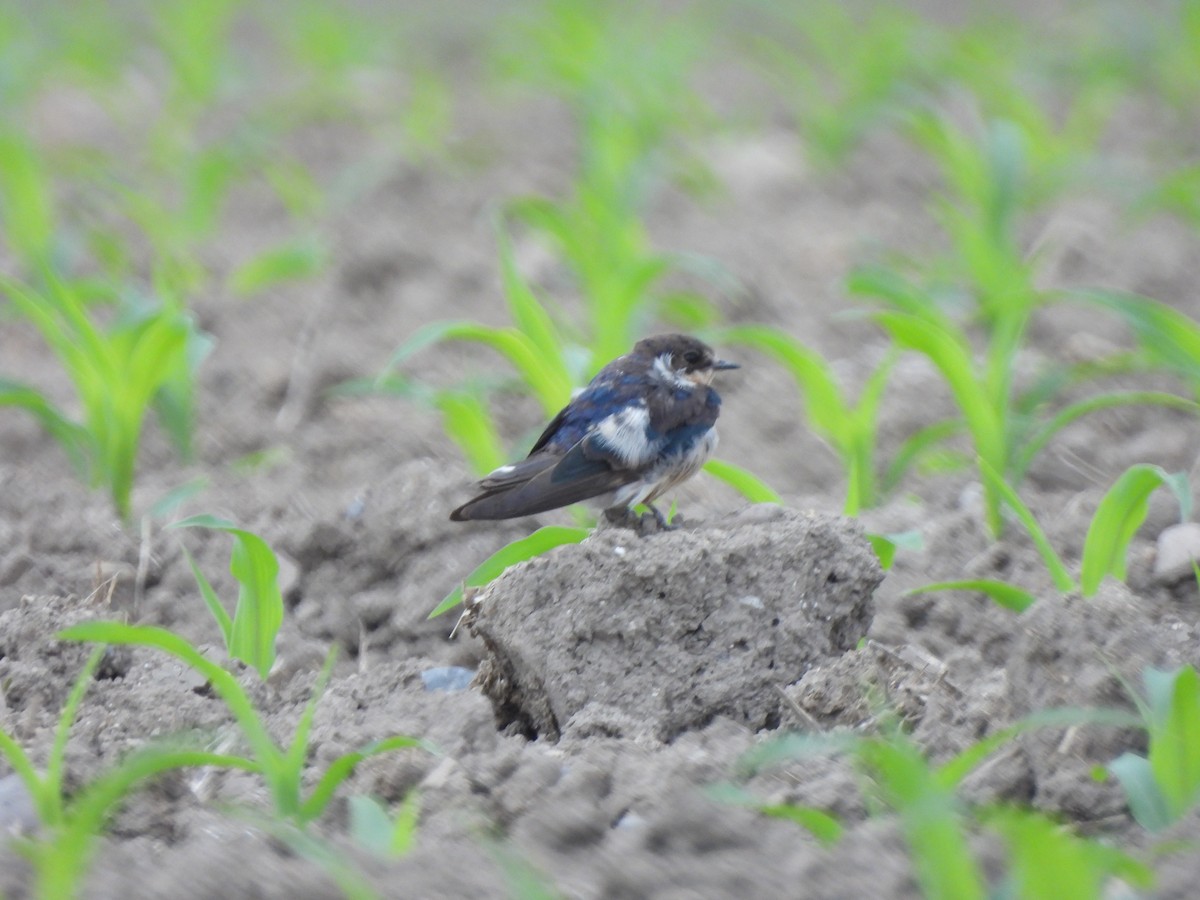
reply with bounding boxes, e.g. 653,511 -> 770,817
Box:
471,509 -> 880,741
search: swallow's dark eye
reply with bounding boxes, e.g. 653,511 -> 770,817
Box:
682,349 -> 702,366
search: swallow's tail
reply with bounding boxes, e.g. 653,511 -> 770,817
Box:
449,454 -> 557,521
450,443 -> 634,521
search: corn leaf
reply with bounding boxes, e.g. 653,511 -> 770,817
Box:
861,737 -> 986,900
302,735 -> 428,823
876,310 -> 1007,534
1085,291 -> 1200,390
0,130 -> 54,265
0,379 -> 91,476
229,237 -> 326,297
866,530 -> 923,570
1080,465 -> 1190,596
494,221 -> 570,386
171,515 -> 284,679
435,390 -> 507,476
1014,392 -> 1200,482
718,325 -> 850,450
761,804 -> 843,845
979,457 -> 1075,592
182,546 -> 233,647
1147,666 -> 1200,821
702,458 -> 782,504
382,320 -> 571,415
906,578 -> 1035,613
56,621 -> 279,770
430,526 -> 590,618
1109,752 -> 1172,832
987,806 -> 1153,898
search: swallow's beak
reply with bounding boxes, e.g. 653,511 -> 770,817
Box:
712,359 -> 739,371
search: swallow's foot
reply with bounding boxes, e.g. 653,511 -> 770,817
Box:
602,506 -> 676,536
602,506 -> 640,531
646,504 -> 679,533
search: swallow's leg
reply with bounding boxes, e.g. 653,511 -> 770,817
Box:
645,504 -> 678,533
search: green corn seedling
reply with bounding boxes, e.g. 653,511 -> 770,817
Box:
0,649 -> 249,900
493,0 -> 712,368
348,792 -> 421,858
1087,291 -> 1200,401
1111,666 -> 1200,831
717,325 -> 894,513
58,623 -> 429,827
1,276 -> 203,520
748,1 -> 940,169
733,708 -> 1147,898
854,270 -> 1199,537
985,805 -> 1153,899
911,462 -> 1190,611
171,515 -> 287,680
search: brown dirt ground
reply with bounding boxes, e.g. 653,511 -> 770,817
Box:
3,10 -> 1200,898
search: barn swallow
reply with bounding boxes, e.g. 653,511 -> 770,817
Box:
450,334 -> 738,530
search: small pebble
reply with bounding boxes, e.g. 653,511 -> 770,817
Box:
1153,522 -> 1200,584
613,811 -> 645,830
420,666 -> 475,692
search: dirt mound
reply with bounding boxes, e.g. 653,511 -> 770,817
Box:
471,507 -> 880,741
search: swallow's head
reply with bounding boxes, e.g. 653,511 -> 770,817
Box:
634,334 -> 739,387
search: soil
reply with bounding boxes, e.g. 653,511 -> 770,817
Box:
3,10 -> 1200,898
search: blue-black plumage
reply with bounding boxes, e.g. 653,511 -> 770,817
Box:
450,334 -> 738,528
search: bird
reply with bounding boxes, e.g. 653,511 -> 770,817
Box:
450,333 -> 738,531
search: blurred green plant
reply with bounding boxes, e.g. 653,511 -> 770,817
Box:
866,530 -> 923,571
495,0 -> 716,369
985,805 -> 1154,899
1111,665 -> 1200,832
717,325 -> 894,513
1,276 -> 207,520
700,458 -> 781,505
0,129 -> 55,270
58,622 -> 429,827
348,791 -> 421,858
171,515 -> 286,680
1137,164 -> 1200,230
909,461 -> 1190,610
903,114 -> 1041,330
732,708 -> 1149,899
906,578 -> 1037,614
0,649 -> 249,900
746,0 -> 941,168
1086,291 -> 1200,400
853,270 -> 1200,537
376,223 -> 576,424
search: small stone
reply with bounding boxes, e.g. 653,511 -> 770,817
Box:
420,666 -> 475,692
1153,522 -> 1200,584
